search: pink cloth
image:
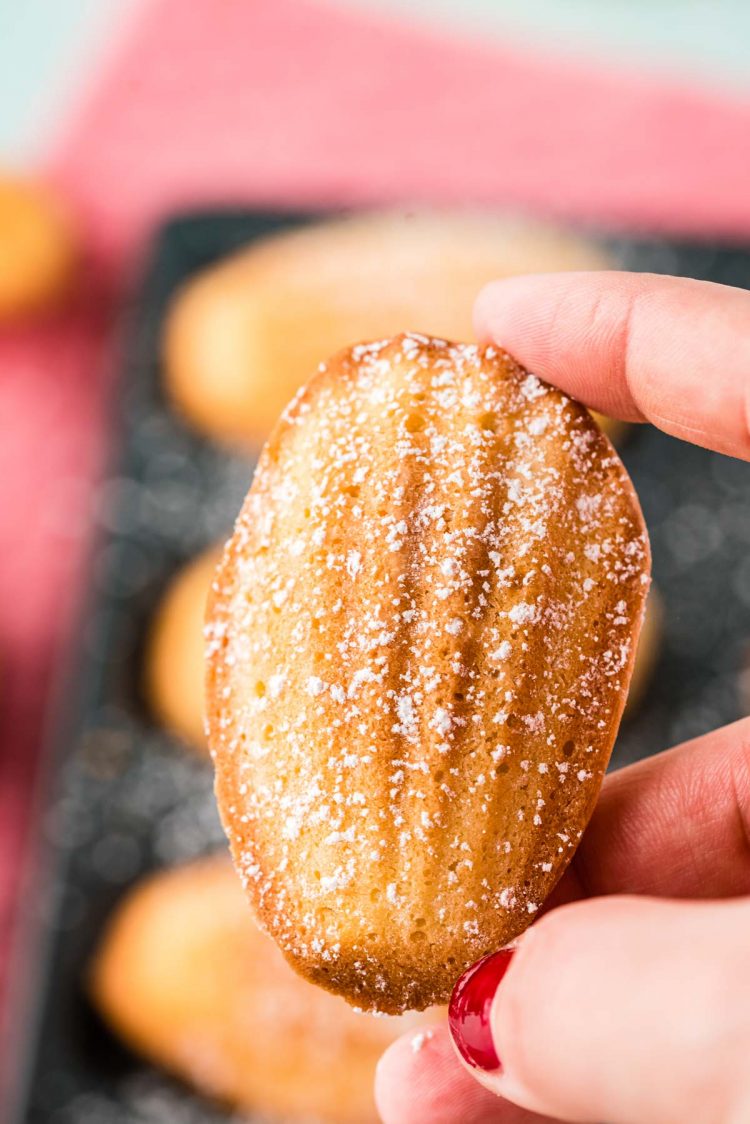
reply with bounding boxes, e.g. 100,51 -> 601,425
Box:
50,0 -> 750,260
5,0 -> 750,1039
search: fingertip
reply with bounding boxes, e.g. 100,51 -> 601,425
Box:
374,1026 -> 453,1124
375,1023 -> 505,1124
472,275 -> 554,353
474,269 -> 750,457
485,896 -> 750,1123
473,278 -> 513,344
373,1039 -> 408,1124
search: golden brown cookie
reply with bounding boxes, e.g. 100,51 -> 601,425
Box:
592,411 -> 629,445
207,334 -> 650,1013
145,546 -> 222,753
624,585 -> 663,718
163,210 -> 617,447
0,174 -> 76,320
90,857 -> 437,1123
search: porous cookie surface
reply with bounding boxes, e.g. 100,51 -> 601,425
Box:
207,334 -> 650,1013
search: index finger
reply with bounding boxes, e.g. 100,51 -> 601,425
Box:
561,716 -> 750,904
474,271 -> 750,460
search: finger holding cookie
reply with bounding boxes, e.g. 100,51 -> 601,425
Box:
377,717 -> 750,1124
375,273 -> 750,1123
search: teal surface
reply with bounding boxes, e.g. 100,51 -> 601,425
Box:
354,0 -> 750,93
0,0 -> 748,163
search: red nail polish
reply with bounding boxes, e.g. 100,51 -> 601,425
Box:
449,949 -> 514,1072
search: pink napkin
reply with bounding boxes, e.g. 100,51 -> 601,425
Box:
4,0 -> 750,1038
50,0 -> 750,265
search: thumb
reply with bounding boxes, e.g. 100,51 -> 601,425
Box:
449,897 -> 750,1123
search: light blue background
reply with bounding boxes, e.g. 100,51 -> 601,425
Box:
1,0 -> 748,163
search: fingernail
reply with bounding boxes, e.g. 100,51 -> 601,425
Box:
449,949 -> 514,1072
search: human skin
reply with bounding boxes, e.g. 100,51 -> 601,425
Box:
375,272 -> 750,1124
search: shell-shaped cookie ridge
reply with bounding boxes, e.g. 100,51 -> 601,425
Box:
207,333 -> 650,1013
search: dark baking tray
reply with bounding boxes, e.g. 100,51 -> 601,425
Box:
8,211 -> 750,1124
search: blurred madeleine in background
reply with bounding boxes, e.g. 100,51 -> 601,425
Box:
91,856 -> 440,1123
145,545 -> 224,755
163,210 -> 625,450
0,173 -> 77,321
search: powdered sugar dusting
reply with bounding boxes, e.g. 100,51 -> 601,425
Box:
411,1029 -> 435,1053
207,334 -> 650,1013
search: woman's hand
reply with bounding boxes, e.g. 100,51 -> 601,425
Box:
375,271 -> 750,1124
